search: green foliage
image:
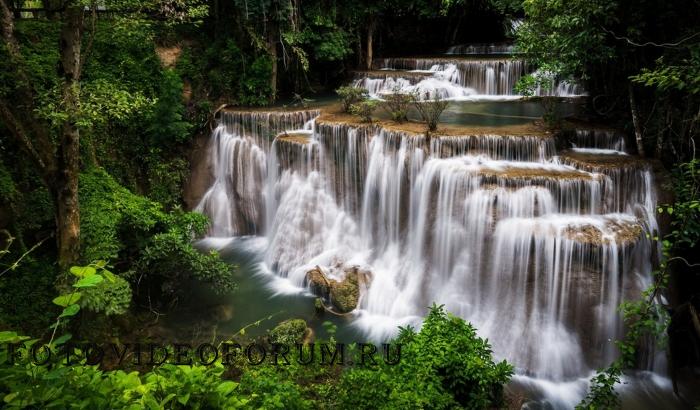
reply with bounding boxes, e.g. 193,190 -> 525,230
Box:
195,39 -> 273,106
338,304 -> 513,409
81,272 -> 132,316
658,160 -> 700,249
381,87 -> 414,123
0,356 -> 249,409
147,69 -> 192,144
79,169 -> 235,305
413,94 -> 450,132
349,99 -> 379,123
297,11 -> 353,62
0,165 -> 18,205
79,169 -> 163,262
147,157 -> 189,209
133,230 -> 235,297
631,51 -> 700,95
239,56 -> 274,106
0,256 -> 57,332
268,319 -> 308,345
336,86 -> 368,112
516,0 -> 617,80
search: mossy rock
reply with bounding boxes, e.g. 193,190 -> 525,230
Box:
306,266 -> 330,298
328,269 -> 360,314
305,266 -> 371,314
269,319 -> 309,345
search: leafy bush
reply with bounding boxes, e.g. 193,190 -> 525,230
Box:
147,157 -> 189,209
349,99 -> 379,123
79,169 -> 235,307
238,56 -> 274,106
147,69 -> 192,145
381,86 -> 414,122
413,94 -> 450,132
336,86 -> 368,112
132,231 -> 234,300
268,319 -> 308,345
80,273 -> 132,316
659,159 -> 700,249
338,304 -> 513,409
0,349 -> 249,409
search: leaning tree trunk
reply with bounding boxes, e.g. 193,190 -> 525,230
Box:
267,23 -> 277,104
629,83 -> 646,157
56,3 -> 84,269
365,16 -> 377,70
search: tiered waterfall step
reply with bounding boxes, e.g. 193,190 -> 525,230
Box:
351,69 -> 432,81
446,43 -> 516,55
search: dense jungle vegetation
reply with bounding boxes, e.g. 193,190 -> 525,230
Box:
0,0 -> 698,408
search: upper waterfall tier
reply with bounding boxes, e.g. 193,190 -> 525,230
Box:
446,43 -> 516,55
358,57 -> 585,98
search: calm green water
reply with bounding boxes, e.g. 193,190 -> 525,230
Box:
166,237 -> 362,343
277,94 -> 582,127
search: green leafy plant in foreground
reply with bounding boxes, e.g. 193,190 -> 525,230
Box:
338,304 -> 513,409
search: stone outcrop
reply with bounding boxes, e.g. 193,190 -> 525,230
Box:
183,131 -> 214,210
269,318 -> 313,345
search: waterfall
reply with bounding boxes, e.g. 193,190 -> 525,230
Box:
195,107 -> 657,404
196,109 -> 319,236
446,43 -> 516,55
353,57 -> 585,99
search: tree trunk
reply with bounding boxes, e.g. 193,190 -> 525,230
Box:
365,17 -> 376,70
629,83 -> 646,157
56,3 -> 83,269
267,23 -> 277,104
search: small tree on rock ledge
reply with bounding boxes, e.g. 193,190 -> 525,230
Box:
413,93 -> 450,132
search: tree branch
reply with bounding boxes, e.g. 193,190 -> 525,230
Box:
602,26 -> 700,49
0,100 -> 50,175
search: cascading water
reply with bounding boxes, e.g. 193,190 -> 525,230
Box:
195,56 -> 662,408
196,110 -> 318,236
352,57 -> 585,99
446,42 -> 516,55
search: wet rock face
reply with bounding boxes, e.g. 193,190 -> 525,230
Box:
306,266 -> 330,299
183,131 -> 214,210
305,266 -> 371,314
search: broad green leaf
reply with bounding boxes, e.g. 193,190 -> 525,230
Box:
53,293 -> 82,307
4,392 -> 18,404
59,304 -> 80,318
53,333 -> 72,346
216,381 -> 238,395
177,392 -> 190,405
102,269 -> 116,283
0,331 -> 29,343
74,274 -> 104,288
70,266 -> 97,277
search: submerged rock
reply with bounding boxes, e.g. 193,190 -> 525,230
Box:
305,265 -> 371,314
